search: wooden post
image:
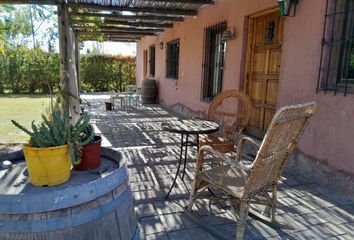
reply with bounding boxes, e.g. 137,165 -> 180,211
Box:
57,0 -> 80,122
75,37 -> 81,95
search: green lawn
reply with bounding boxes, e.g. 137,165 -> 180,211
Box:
0,94 -> 51,143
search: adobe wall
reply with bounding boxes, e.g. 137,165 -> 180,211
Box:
137,0 -> 354,179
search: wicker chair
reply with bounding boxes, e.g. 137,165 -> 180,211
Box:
199,89 -> 252,153
188,102 -> 316,240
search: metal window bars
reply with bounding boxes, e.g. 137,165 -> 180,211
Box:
201,21 -> 227,101
166,39 -> 180,79
317,0 -> 354,96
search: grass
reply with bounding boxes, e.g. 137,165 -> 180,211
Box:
0,94 -> 51,144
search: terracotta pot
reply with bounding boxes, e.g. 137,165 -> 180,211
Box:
74,136 -> 102,171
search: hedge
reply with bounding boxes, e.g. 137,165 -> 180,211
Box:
0,46 -> 136,94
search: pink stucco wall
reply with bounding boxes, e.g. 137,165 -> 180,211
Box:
136,0 -> 354,175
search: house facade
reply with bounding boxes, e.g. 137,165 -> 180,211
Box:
136,0 -> 354,196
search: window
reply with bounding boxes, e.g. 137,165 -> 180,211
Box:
149,45 -> 155,77
201,22 -> 227,101
317,0 -> 354,95
166,39 -> 180,79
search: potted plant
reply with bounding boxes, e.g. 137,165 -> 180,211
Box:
73,124 -> 102,171
11,110 -> 94,186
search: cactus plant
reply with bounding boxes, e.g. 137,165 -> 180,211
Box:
11,109 -> 94,165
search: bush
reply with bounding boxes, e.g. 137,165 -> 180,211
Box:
80,54 -> 136,92
0,46 -> 136,93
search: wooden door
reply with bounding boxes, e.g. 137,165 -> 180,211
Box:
245,10 -> 284,138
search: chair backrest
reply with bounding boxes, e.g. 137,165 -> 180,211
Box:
243,102 -> 316,197
207,89 -> 252,141
126,85 -> 137,93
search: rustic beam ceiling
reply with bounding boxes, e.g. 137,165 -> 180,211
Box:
70,12 -> 184,22
5,0 -> 214,43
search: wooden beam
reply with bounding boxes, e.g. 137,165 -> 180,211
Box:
105,20 -> 173,28
68,3 -> 197,16
75,25 -> 163,33
72,19 -> 173,28
71,12 -> 184,22
142,0 -> 214,4
77,30 -> 157,36
78,33 -> 141,39
81,37 -> 138,43
0,0 -> 55,5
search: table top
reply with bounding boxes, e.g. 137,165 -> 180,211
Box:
111,93 -> 139,99
161,119 -> 219,135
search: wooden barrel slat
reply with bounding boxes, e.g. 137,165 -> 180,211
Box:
0,147 -> 139,240
141,79 -> 158,104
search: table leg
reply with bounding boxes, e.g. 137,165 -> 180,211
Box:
182,134 -> 189,180
111,98 -> 114,110
197,134 -> 200,151
165,133 -> 185,198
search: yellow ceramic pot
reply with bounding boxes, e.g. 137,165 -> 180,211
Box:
23,144 -> 71,186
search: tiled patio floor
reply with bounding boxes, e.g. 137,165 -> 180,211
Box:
83,94 -> 354,240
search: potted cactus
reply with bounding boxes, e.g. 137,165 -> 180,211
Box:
11,110 -> 94,186
73,124 -> 102,171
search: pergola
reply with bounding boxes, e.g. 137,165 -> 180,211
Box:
2,0 -> 214,121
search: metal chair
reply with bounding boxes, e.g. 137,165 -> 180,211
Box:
199,89 -> 252,153
188,102 -> 316,240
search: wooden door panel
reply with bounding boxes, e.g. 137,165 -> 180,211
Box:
269,50 -> 282,74
246,9 -> 283,137
250,79 -> 264,102
264,109 -> 275,129
254,51 -> 267,73
250,107 -> 262,128
255,20 -> 266,45
266,80 -> 278,105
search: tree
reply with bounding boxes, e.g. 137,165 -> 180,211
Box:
0,5 -> 57,50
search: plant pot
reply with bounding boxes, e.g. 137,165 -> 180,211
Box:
74,135 -> 102,171
23,144 -> 71,187
105,102 -> 112,111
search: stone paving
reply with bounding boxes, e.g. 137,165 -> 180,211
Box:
83,94 -> 354,240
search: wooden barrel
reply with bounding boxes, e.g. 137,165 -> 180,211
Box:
0,147 -> 139,240
141,79 -> 158,104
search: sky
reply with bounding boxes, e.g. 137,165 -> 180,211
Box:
1,5 -> 136,56
81,41 -> 136,56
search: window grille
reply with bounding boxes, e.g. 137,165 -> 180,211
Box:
201,21 -> 227,101
149,45 -> 155,77
317,0 -> 354,96
166,39 -> 180,79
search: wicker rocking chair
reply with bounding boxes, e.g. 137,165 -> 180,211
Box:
199,89 -> 252,153
188,102 -> 316,240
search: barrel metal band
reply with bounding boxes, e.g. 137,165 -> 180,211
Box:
0,187 -> 134,233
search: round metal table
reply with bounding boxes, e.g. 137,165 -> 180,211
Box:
161,119 -> 219,198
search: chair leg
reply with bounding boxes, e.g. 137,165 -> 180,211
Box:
236,200 -> 249,240
188,183 -> 196,211
271,184 -> 277,222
